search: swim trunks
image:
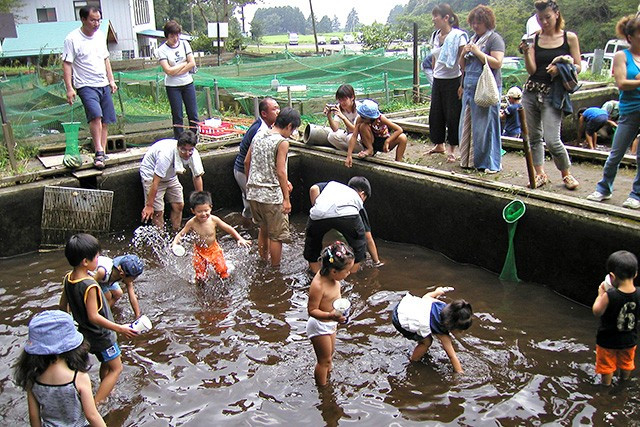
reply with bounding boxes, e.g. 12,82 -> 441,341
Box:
306,316 -> 338,339
193,240 -> 229,281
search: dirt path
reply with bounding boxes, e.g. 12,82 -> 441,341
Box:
375,137 -> 638,210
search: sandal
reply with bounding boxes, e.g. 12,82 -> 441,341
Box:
93,151 -> 106,169
446,154 -> 457,163
563,174 -> 579,190
530,173 -> 548,188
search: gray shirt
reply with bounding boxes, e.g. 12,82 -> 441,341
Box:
32,371 -> 89,427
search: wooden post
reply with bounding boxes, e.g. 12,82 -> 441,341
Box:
383,72 -> 390,104
0,88 -> 17,171
253,97 -> 259,119
150,81 -> 157,103
205,87 -> 213,117
214,80 -> 220,111
518,106 -> 537,189
155,74 -> 160,103
287,86 -> 292,108
116,74 -> 126,135
412,22 -> 420,103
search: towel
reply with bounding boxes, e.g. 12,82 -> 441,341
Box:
436,28 -> 468,68
174,145 -> 186,175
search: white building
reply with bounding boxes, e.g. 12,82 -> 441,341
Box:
12,0 -> 158,59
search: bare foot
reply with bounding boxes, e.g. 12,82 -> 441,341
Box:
428,146 -> 446,154
357,150 -> 373,158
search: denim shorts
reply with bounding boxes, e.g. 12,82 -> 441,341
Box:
77,85 -> 117,124
100,281 -> 122,294
94,342 -> 121,362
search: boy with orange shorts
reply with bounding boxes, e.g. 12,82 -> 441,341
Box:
172,191 -> 250,283
592,250 -> 640,386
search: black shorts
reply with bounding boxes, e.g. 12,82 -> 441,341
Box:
585,114 -> 608,135
392,304 -> 425,342
303,215 -> 367,263
373,136 -> 387,153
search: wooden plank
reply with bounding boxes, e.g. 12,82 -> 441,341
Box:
71,169 -> 103,179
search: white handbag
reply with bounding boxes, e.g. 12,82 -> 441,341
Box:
474,56 -> 500,108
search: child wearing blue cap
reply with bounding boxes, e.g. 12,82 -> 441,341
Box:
345,99 -> 407,167
14,310 -> 106,426
59,233 -> 138,404
92,254 -> 144,319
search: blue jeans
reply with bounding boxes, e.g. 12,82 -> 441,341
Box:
595,110 -> 640,201
166,83 -> 199,139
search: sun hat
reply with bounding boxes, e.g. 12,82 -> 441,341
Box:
356,99 -> 381,120
25,310 -> 84,355
506,86 -> 522,99
113,254 -> 144,277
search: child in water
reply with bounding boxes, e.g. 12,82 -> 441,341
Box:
91,254 -> 144,318
345,99 -> 407,166
173,191 -> 251,283
392,287 -> 473,373
14,310 -> 106,426
592,250 -> 640,386
307,241 -> 355,386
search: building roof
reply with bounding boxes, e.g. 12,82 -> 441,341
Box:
0,20 -> 115,59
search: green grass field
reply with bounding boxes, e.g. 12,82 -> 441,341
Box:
261,32 -> 348,45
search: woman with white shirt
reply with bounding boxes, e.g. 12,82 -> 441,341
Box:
427,3 -> 468,163
157,20 -> 199,139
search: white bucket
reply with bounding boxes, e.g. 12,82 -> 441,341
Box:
332,298 -> 351,317
172,244 -> 186,257
130,315 -> 152,332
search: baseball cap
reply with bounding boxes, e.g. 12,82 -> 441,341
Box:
25,310 -> 84,355
113,254 -> 144,277
506,86 -> 522,99
356,99 -> 381,120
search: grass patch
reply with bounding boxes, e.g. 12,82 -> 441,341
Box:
261,33 -> 347,45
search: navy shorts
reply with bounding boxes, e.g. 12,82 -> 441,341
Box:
392,303 -> 426,342
373,136 -> 387,153
94,342 -> 121,362
77,85 -> 117,124
585,114 -> 608,135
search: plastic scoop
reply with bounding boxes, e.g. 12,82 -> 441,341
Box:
130,315 -> 152,332
500,199 -> 526,282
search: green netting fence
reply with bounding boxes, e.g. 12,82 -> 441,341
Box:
0,49 -> 528,143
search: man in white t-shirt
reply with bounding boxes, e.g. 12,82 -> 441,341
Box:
140,130 -> 204,230
62,6 -> 117,170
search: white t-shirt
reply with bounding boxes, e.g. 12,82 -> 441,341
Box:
333,103 -> 359,130
157,40 -> 194,87
91,256 -> 114,286
397,293 -> 434,338
431,30 -> 466,79
62,28 -> 109,88
309,181 -> 363,220
139,139 -> 204,182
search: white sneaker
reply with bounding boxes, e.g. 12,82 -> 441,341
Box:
586,191 -> 612,202
622,197 -> 640,209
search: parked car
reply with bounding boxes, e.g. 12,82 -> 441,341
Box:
501,56 -> 525,70
604,38 -> 630,55
343,34 -> 355,44
317,35 -> 326,45
330,36 -> 340,45
288,33 -> 299,45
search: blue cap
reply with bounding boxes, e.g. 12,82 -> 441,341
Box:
356,99 -> 381,120
113,254 -> 144,277
25,310 -> 84,355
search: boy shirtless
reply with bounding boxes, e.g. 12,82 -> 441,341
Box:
172,191 -> 250,283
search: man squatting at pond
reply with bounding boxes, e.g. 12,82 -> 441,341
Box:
140,130 -> 204,231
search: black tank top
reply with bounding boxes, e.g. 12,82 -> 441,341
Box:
530,31 -> 569,85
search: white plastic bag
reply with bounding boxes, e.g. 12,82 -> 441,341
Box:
474,58 -> 500,108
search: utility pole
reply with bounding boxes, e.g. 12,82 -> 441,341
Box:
309,0 -> 319,53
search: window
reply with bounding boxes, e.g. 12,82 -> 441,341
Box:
74,1 -> 101,21
133,0 -> 150,25
36,8 -> 57,23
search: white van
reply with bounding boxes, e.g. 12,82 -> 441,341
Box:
604,39 -> 630,55
288,33 -> 299,45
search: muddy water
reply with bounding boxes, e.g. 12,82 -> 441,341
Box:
1,215 -> 638,425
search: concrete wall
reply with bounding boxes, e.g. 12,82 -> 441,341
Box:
1,146 -> 638,307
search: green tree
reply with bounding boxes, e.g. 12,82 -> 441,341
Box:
0,0 -> 22,13
317,15 -> 332,33
253,6 -> 306,34
331,15 -> 341,31
345,8 -> 360,32
387,4 -> 405,26
360,22 -> 402,50
251,19 -> 264,47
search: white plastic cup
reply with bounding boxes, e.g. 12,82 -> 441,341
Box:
603,274 -> 613,290
172,244 -> 186,257
333,298 -> 351,318
130,315 -> 152,333
441,286 -> 455,293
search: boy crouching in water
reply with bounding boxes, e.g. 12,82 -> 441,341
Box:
59,233 -> 138,404
592,250 -> 640,386
173,191 -> 251,283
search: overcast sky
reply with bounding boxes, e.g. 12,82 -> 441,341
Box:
239,0 -> 409,29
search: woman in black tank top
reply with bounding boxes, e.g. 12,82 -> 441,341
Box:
519,0 -> 582,190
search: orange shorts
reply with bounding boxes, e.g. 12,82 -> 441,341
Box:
193,241 -> 229,281
595,345 -> 636,374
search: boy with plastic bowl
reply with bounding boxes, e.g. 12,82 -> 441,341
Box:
307,241 -> 355,386
172,191 -> 250,284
